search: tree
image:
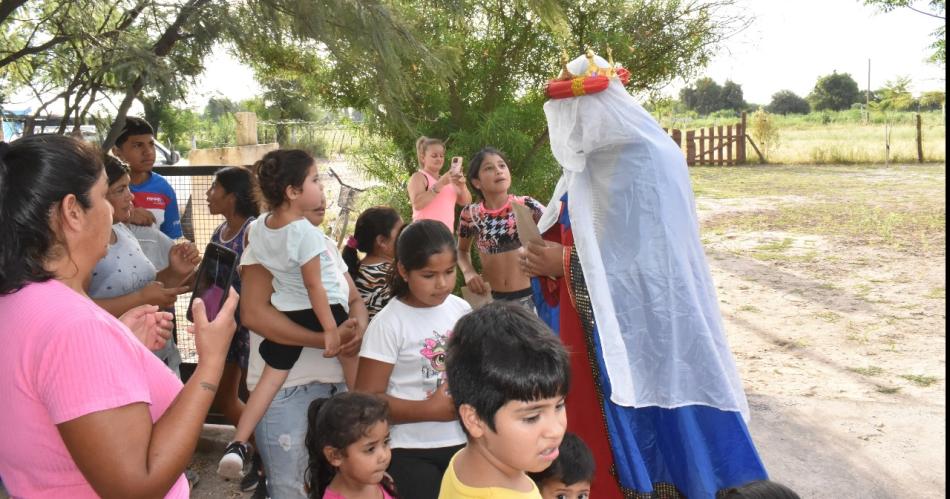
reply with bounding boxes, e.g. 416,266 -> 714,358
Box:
871,75 -> 917,111
720,79 -> 746,112
807,71 -> 861,111
863,0 -> 945,66
235,0 -> 746,204
203,97 -> 239,120
919,90 -> 945,110
680,77 -> 724,115
0,0 -> 227,146
766,90 -> 810,114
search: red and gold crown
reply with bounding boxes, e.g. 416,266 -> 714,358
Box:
545,48 -> 631,100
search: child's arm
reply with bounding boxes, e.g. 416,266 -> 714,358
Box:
355,357 -> 457,423
301,255 -> 342,340
457,235 -> 489,295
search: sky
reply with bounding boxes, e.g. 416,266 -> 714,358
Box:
6,0 -> 946,115
190,0 -> 945,109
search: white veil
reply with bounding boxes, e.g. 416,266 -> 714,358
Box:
539,54 -> 750,420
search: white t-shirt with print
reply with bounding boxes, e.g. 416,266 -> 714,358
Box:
243,215 -> 348,312
359,295 -> 471,449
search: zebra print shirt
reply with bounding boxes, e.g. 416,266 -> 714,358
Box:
355,261 -> 393,321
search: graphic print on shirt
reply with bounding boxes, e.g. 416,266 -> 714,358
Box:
420,330 -> 451,396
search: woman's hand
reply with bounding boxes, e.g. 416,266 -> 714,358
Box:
119,304 -> 173,351
167,242 -> 199,276
520,240 -> 565,278
465,274 -> 489,295
435,171 -> 454,191
426,383 -> 457,422
128,207 -> 156,226
139,281 -> 190,309
188,288 -> 238,367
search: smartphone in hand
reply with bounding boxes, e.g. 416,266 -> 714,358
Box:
186,242 -> 238,322
450,156 -> 463,175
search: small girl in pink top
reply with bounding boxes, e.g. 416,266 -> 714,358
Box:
407,136 -> 472,231
305,392 -> 397,499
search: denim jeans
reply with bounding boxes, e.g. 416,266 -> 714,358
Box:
254,381 -> 346,499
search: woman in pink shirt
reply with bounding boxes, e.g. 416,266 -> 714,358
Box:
0,135 -> 238,498
406,136 -> 472,231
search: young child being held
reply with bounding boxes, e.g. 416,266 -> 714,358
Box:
355,219 -> 471,499
457,147 -> 545,310
440,302 -> 571,498
305,392 -> 398,499
528,432 -> 595,499
218,149 -> 358,480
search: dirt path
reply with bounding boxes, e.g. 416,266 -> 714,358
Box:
696,176 -> 946,496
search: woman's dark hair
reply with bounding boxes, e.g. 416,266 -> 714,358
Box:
466,147 -> 509,200
254,149 -> 315,210
305,392 -> 395,498
103,155 -> 130,185
389,219 -> 456,299
721,480 -> 801,499
342,206 -> 402,277
527,432 -> 594,487
214,166 -> 261,219
0,135 -> 104,295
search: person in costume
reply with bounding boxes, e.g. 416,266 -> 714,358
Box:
522,50 -> 768,498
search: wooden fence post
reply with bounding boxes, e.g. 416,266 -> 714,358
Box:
717,125 -> 724,166
916,113 -> 923,163
672,129 -> 682,148
686,130 -> 695,166
738,112 -> 747,164
698,128 -> 706,165
726,125 -> 733,165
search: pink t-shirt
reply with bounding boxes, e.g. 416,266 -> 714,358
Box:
0,279 -> 188,498
323,484 -> 395,499
412,169 -> 458,231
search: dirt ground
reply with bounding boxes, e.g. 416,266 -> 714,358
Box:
2,164 -> 943,499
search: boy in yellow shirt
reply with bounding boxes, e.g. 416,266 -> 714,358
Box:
440,303 -> 570,498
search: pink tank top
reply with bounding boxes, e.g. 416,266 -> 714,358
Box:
412,169 -> 458,231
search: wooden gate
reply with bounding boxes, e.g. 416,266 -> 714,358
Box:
665,112 -> 749,166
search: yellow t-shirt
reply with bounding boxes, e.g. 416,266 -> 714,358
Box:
438,450 -> 542,499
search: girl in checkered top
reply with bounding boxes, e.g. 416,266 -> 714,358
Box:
457,147 -> 545,311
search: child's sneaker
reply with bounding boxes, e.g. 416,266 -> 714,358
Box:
239,452 -> 263,491
217,441 -> 251,480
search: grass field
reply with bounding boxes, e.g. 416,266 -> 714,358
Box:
658,109 -> 946,164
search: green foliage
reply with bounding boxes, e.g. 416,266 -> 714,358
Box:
680,76 -> 746,114
919,90 -> 945,110
767,89 -> 810,115
749,107 -> 779,161
870,75 -> 917,111
232,0 -> 743,204
0,0 -> 227,139
808,71 -> 862,111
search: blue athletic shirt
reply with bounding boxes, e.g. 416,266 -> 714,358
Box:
130,172 -> 182,239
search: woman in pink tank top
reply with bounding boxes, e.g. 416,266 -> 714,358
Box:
407,136 -> 472,231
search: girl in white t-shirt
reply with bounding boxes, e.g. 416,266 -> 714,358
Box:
355,219 -> 471,499
218,149 -> 358,480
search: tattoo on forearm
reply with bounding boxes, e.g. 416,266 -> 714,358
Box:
200,382 -> 218,393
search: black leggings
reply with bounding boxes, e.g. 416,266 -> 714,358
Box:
387,444 -> 464,499
258,305 -> 348,370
